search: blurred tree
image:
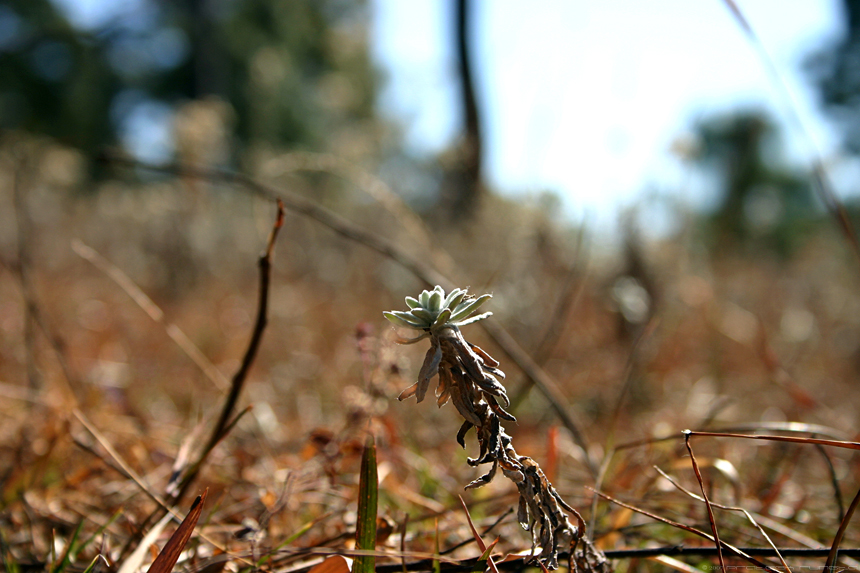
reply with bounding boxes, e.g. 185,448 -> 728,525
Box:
807,0 -> 860,154
692,111 -> 816,255
0,0 -> 120,153
0,0 -> 378,159
437,0 -> 483,221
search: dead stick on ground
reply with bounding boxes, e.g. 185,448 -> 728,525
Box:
173,198 -> 285,503
684,431 -> 726,573
102,155 -> 597,476
825,485 -> 860,573
119,199 -> 284,561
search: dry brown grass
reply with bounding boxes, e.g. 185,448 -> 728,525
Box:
1,135 -> 860,573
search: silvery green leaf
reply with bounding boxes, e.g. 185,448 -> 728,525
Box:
419,289 -> 431,308
428,289 -> 442,311
396,332 -> 431,345
405,296 -> 421,309
383,311 -> 426,329
409,307 -> 436,324
449,294 -> 491,323
448,289 -> 469,308
452,311 -> 492,327
431,308 -> 451,328
442,288 -> 462,309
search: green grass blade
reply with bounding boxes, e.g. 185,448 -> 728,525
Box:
352,436 -> 378,573
0,528 -> 19,573
82,555 -> 109,573
79,509 -> 123,555
432,518 -> 441,573
53,520 -> 85,573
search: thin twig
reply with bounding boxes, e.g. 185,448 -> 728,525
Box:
825,486 -> 860,573
814,442 -> 845,523
174,199 -> 285,503
615,421 -> 847,451
119,200 -> 283,560
686,430 -> 860,451
684,431 -> 726,572
588,487 -> 781,573
654,466 -> 791,573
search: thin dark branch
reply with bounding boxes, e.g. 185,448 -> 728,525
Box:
12,147 -> 40,392
826,485 -> 860,572
815,442 -> 846,523
686,430 -> 860,451
589,487 -> 781,573
119,199 -> 284,561
101,154 -> 597,477
440,508 -> 513,555
174,199 -> 285,503
684,431 -> 726,572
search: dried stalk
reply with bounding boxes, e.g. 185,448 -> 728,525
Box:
386,287 -> 609,571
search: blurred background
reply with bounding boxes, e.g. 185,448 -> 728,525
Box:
3,0 -> 860,564
3,0 -> 860,235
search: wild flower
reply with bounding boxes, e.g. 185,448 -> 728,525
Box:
385,286 -> 609,571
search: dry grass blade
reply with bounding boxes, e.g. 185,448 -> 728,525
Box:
825,486 -> 860,573
587,488 -> 780,573
353,436 -> 378,573
73,409 -> 169,510
649,555 -> 706,573
145,490 -> 208,573
683,431 -> 725,573
654,467 -> 791,573
686,431 -> 860,451
117,512 -> 173,573
458,496 -> 500,573
71,239 -> 229,392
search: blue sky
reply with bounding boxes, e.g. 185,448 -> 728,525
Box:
370,0 -> 845,231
